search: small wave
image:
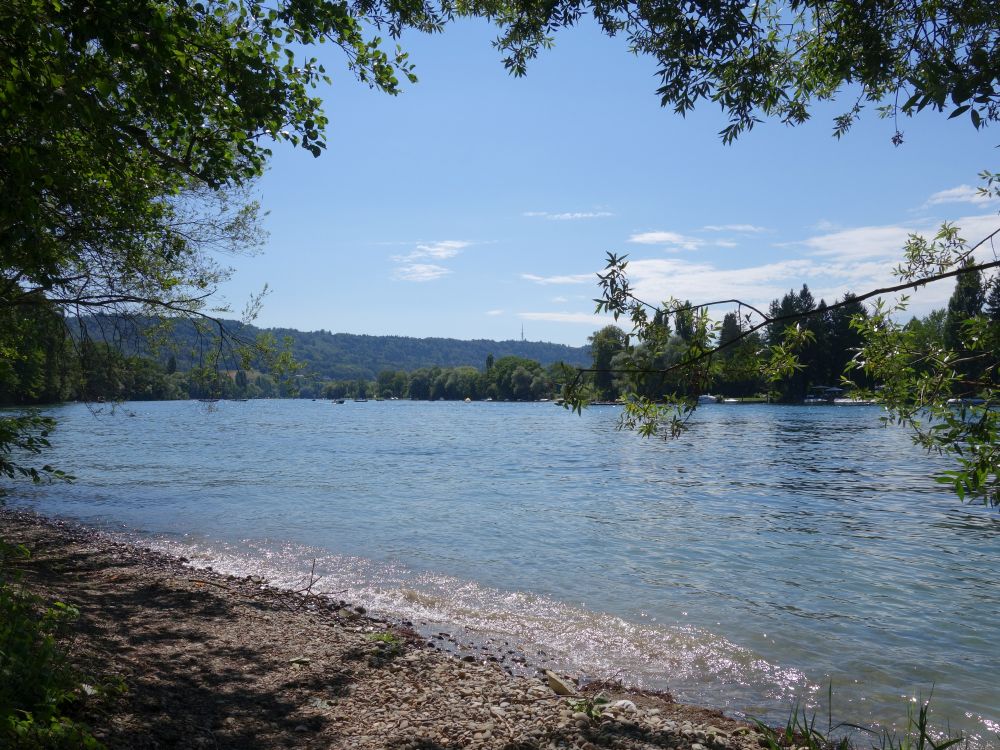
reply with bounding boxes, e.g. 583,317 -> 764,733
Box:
138,530 -> 813,719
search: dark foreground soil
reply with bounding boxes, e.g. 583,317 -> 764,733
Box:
1,509 -> 770,750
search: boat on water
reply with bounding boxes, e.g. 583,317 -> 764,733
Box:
197,398 -> 219,403
946,397 -> 986,406
805,386 -> 877,404
333,399 -> 345,404
697,394 -> 720,404
353,397 -> 368,403
803,386 -> 844,404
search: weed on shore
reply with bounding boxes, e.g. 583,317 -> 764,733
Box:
1,540 -> 117,749
753,686 -> 968,750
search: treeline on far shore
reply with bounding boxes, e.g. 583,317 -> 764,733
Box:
2,351 -> 568,404
588,272 -> 1000,403
0,303 -> 572,403
4,270 -> 997,408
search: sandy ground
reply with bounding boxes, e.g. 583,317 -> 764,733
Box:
1,508 -> 771,750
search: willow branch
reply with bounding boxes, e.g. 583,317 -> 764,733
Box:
596,230 -> 1000,379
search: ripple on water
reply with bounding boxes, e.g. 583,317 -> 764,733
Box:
12,400 -> 1000,747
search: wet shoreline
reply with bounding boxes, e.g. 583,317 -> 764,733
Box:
1,507 -> 766,749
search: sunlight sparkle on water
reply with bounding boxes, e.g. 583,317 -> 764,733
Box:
142,531 -> 812,714
17,400 -> 999,747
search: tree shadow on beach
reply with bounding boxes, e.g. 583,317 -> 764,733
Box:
17,537 -> 361,749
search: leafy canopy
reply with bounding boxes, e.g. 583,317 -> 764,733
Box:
463,0 -> 1000,141
1,0 -> 439,323
569,199 -> 1000,506
1,0 -> 441,490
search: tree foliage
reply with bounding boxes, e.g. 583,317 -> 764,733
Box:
944,260 -> 985,350
569,208 -> 1000,506
0,0 -> 441,323
850,297 -> 997,507
464,0 -> 1000,141
0,0 -> 443,489
69,316 -> 590,380
588,325 -> 627,399
1,540 -> 116,748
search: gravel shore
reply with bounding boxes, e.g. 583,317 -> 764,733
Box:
1,508 -> 770,750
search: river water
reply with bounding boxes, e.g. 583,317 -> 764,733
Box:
7,399 -> 998,745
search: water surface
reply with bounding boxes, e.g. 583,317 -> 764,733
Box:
9,400 -> 998,745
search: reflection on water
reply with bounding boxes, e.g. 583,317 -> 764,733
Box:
9,399 -> 999,747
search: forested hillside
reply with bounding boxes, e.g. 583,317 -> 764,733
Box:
265,329 -> 590,380
76,317 -> 590,380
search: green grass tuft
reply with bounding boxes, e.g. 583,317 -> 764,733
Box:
752,685 -> 967,750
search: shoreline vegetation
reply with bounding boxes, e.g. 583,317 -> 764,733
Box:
5,281 -> 990,409
0,509 -> 978,750
2,508 -> 769,750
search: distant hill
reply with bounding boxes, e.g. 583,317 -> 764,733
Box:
76,316 -> 592,380
253,327 -> 591,380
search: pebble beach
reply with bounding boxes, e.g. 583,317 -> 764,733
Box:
1,508 -> 773,750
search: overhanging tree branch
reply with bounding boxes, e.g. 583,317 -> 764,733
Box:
594,227 -> 1000,380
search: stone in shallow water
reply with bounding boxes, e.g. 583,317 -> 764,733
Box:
545,670 -> 577,695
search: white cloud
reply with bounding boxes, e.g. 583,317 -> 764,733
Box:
486,309 -> 504,316
802,225 -> 915,260
702,224 -> 767,233
802,213 -> 1000,261
626,257 -> 820,312
551,212 -> 1000,326
392,240 -> 470,262
390,239 -> 475,281
714,239 -> 738,248
552,296 -> 569,303
521,272 -> 594,285
950,213 -> 1000,246
518,311 -> 612,325
923,185 -> 995,208
524,211 -> 614,220
620,215 -> 1000,322
621,256 -> 898,323
394,264 -> 451,282
628,231 -> 704,251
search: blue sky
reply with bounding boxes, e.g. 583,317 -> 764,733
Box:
214,19 -> 998,346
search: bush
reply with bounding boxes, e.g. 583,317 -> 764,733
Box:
0,541 -> 105,749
